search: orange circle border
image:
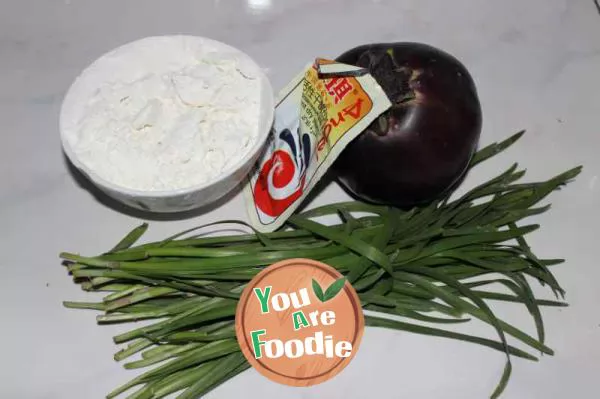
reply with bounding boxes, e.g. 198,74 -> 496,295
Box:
235,258 -> 365,387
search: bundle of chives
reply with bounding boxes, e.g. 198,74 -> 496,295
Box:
62,131 -> 581,399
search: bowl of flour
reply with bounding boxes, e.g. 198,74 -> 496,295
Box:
60,35 -> 274,213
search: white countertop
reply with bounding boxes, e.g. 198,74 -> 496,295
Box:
2,0 -> 599,398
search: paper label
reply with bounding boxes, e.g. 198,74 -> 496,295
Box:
243,58 -> 391,232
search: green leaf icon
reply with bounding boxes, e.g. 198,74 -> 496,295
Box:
312,279 -> 325,302
312,277 -> 347,303
323,277 -> 347,302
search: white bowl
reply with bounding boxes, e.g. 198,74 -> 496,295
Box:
60,35 -> 274,213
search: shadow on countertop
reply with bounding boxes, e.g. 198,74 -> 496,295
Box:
63,153 -> 242,222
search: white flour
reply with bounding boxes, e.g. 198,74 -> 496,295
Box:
65,37 -> 262,192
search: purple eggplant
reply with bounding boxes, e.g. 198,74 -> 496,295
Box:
333,42 -> 483,207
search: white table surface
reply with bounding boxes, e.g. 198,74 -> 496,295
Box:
2,0 -> 599,398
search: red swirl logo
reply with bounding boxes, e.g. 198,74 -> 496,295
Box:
253,128 -> 312,217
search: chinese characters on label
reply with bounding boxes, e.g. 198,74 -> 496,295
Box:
243,58 -> 392,232
324,77 -> 354,104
